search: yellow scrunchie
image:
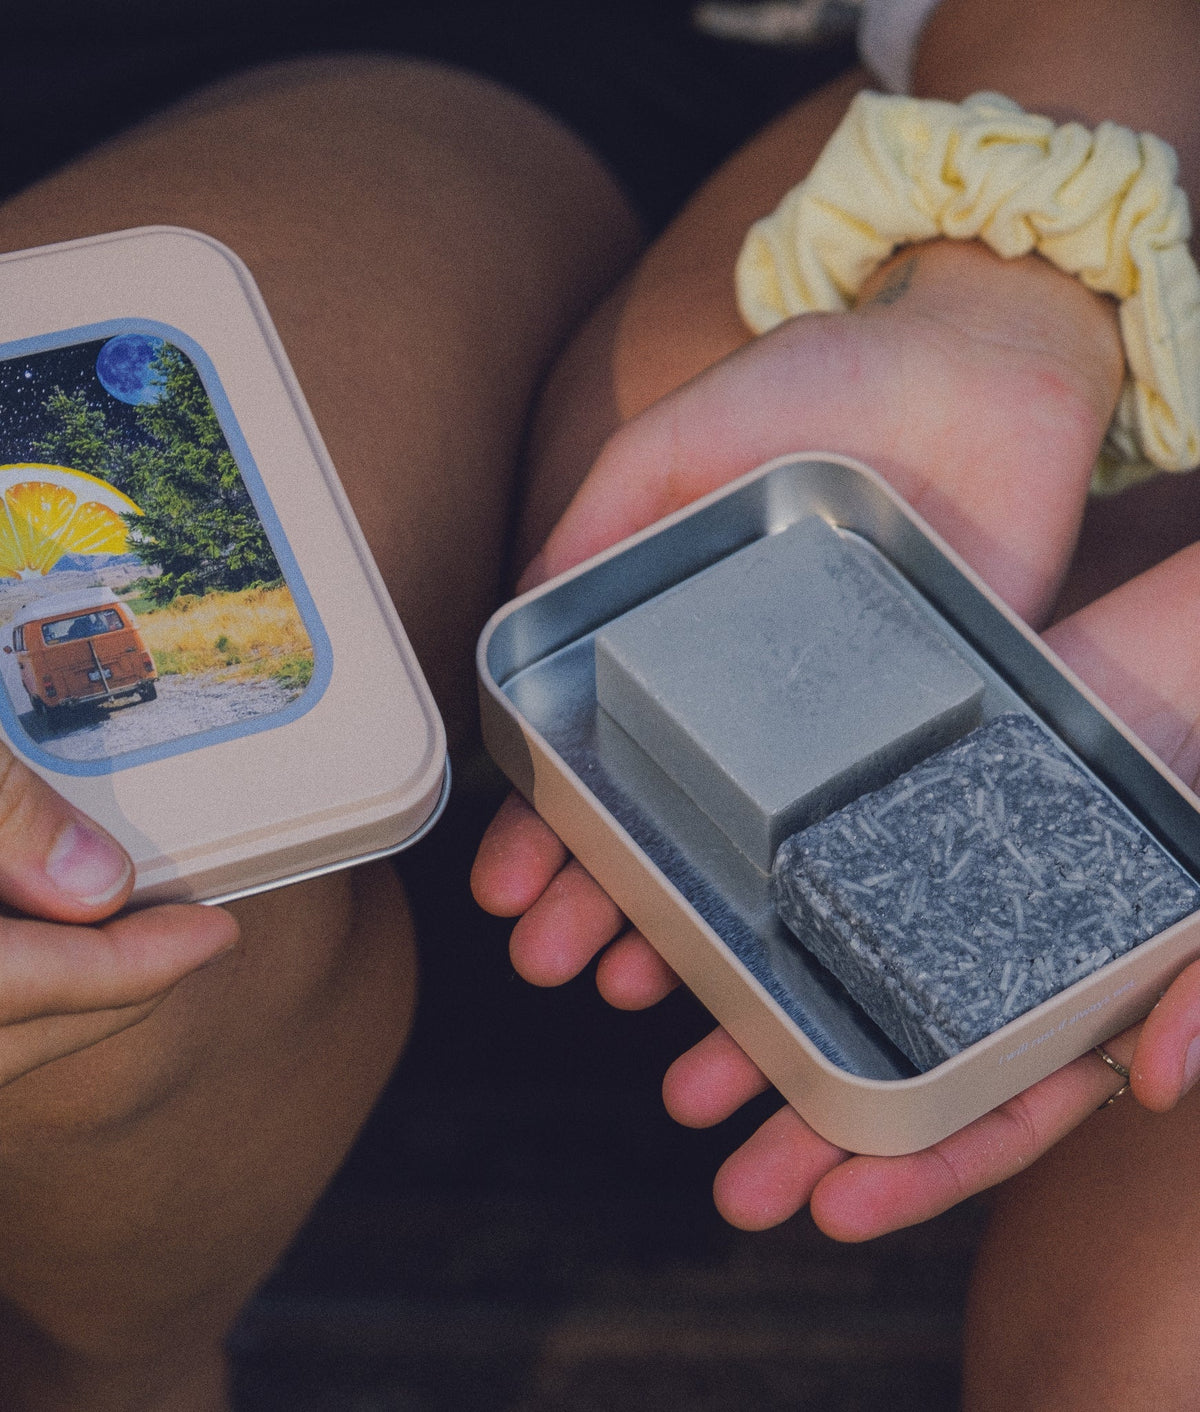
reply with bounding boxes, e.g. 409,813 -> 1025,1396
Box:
735,90 -> 1200,494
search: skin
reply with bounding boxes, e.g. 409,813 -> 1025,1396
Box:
0,54 -> 639,1412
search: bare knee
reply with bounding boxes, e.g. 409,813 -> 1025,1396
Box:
0,50 -> 639,313
964,1095 -> 1200,1411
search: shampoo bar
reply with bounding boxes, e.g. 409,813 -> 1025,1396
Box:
594,516 -> 983,871
772,713 -> 1200,1070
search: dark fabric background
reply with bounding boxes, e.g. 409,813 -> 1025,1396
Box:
2,0 -> 854,230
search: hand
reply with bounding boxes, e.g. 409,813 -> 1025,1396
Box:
519,240 -> 1122,623
472,237 -> 1163,1237
0,743 -> 238,1086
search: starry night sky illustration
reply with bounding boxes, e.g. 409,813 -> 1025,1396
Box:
0,338 -> 150,464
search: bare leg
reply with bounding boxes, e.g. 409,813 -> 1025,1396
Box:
962,1087 -> 1200,1410
0,54 -> 638,1410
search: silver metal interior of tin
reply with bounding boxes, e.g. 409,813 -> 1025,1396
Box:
482,458 -> 1200,1082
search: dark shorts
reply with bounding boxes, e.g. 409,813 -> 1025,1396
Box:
3,0 -> 854,232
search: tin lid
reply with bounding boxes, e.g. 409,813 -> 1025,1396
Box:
0,226 -> 447,904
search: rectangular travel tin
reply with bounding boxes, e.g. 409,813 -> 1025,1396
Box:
0,227 -> 447,905
477,453 -> 1200,1154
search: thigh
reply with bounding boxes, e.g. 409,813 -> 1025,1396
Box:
963,1086 -> 1200,1411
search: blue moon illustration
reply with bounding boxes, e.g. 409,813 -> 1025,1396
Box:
95,334 -> 167,405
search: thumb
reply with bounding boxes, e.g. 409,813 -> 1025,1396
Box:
523,325 -> 811,587
1131,959 -> 1200,1112
0,744 -> 133,922
1044,541 -> 1200,1112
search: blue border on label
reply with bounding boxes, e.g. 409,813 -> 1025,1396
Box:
0,317 -> 332,775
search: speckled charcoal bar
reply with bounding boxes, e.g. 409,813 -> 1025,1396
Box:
772,713 -> 1200,1071
594,516 -> 983,872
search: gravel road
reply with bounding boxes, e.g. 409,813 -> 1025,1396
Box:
22,671 -> 301,761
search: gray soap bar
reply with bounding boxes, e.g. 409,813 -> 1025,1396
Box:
594,516 -> 984,870
772,712 -> 1200,1070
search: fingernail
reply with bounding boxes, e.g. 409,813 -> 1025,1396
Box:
1183,1036 -> 1200,1097
46,819 -> 132,905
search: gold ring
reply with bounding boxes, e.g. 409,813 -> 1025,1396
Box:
1094,1045 -> 1131,1107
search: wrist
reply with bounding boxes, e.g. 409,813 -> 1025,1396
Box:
735,90 -> 1200,485
856,239 -> 1124,439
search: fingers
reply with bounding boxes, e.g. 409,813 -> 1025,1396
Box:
663,1026 -> 770,1127
473,793 -> 677,998
595,930 -> 679,1009
0,732 -> 237,1087
506,858 -> 626,986
0,743 -> 134,923
807,1032 -> 1138,1242
1133,960 -> 1200,1111
0,901 -> 238,1085
713,1104 -> 848,1232
0,903 -> 238,1026
471,791 -> 568,917
675,1019 -> 1141,1238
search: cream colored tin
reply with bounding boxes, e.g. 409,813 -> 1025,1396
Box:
477,453 -> 1200,1155
0,227 -> 447,905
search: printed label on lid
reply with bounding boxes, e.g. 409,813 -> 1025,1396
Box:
0,321 -> 330,775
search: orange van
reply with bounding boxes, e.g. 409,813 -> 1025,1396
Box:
5,588 -> 157,721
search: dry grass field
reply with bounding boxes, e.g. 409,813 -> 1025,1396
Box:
132,583 -> 314,690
